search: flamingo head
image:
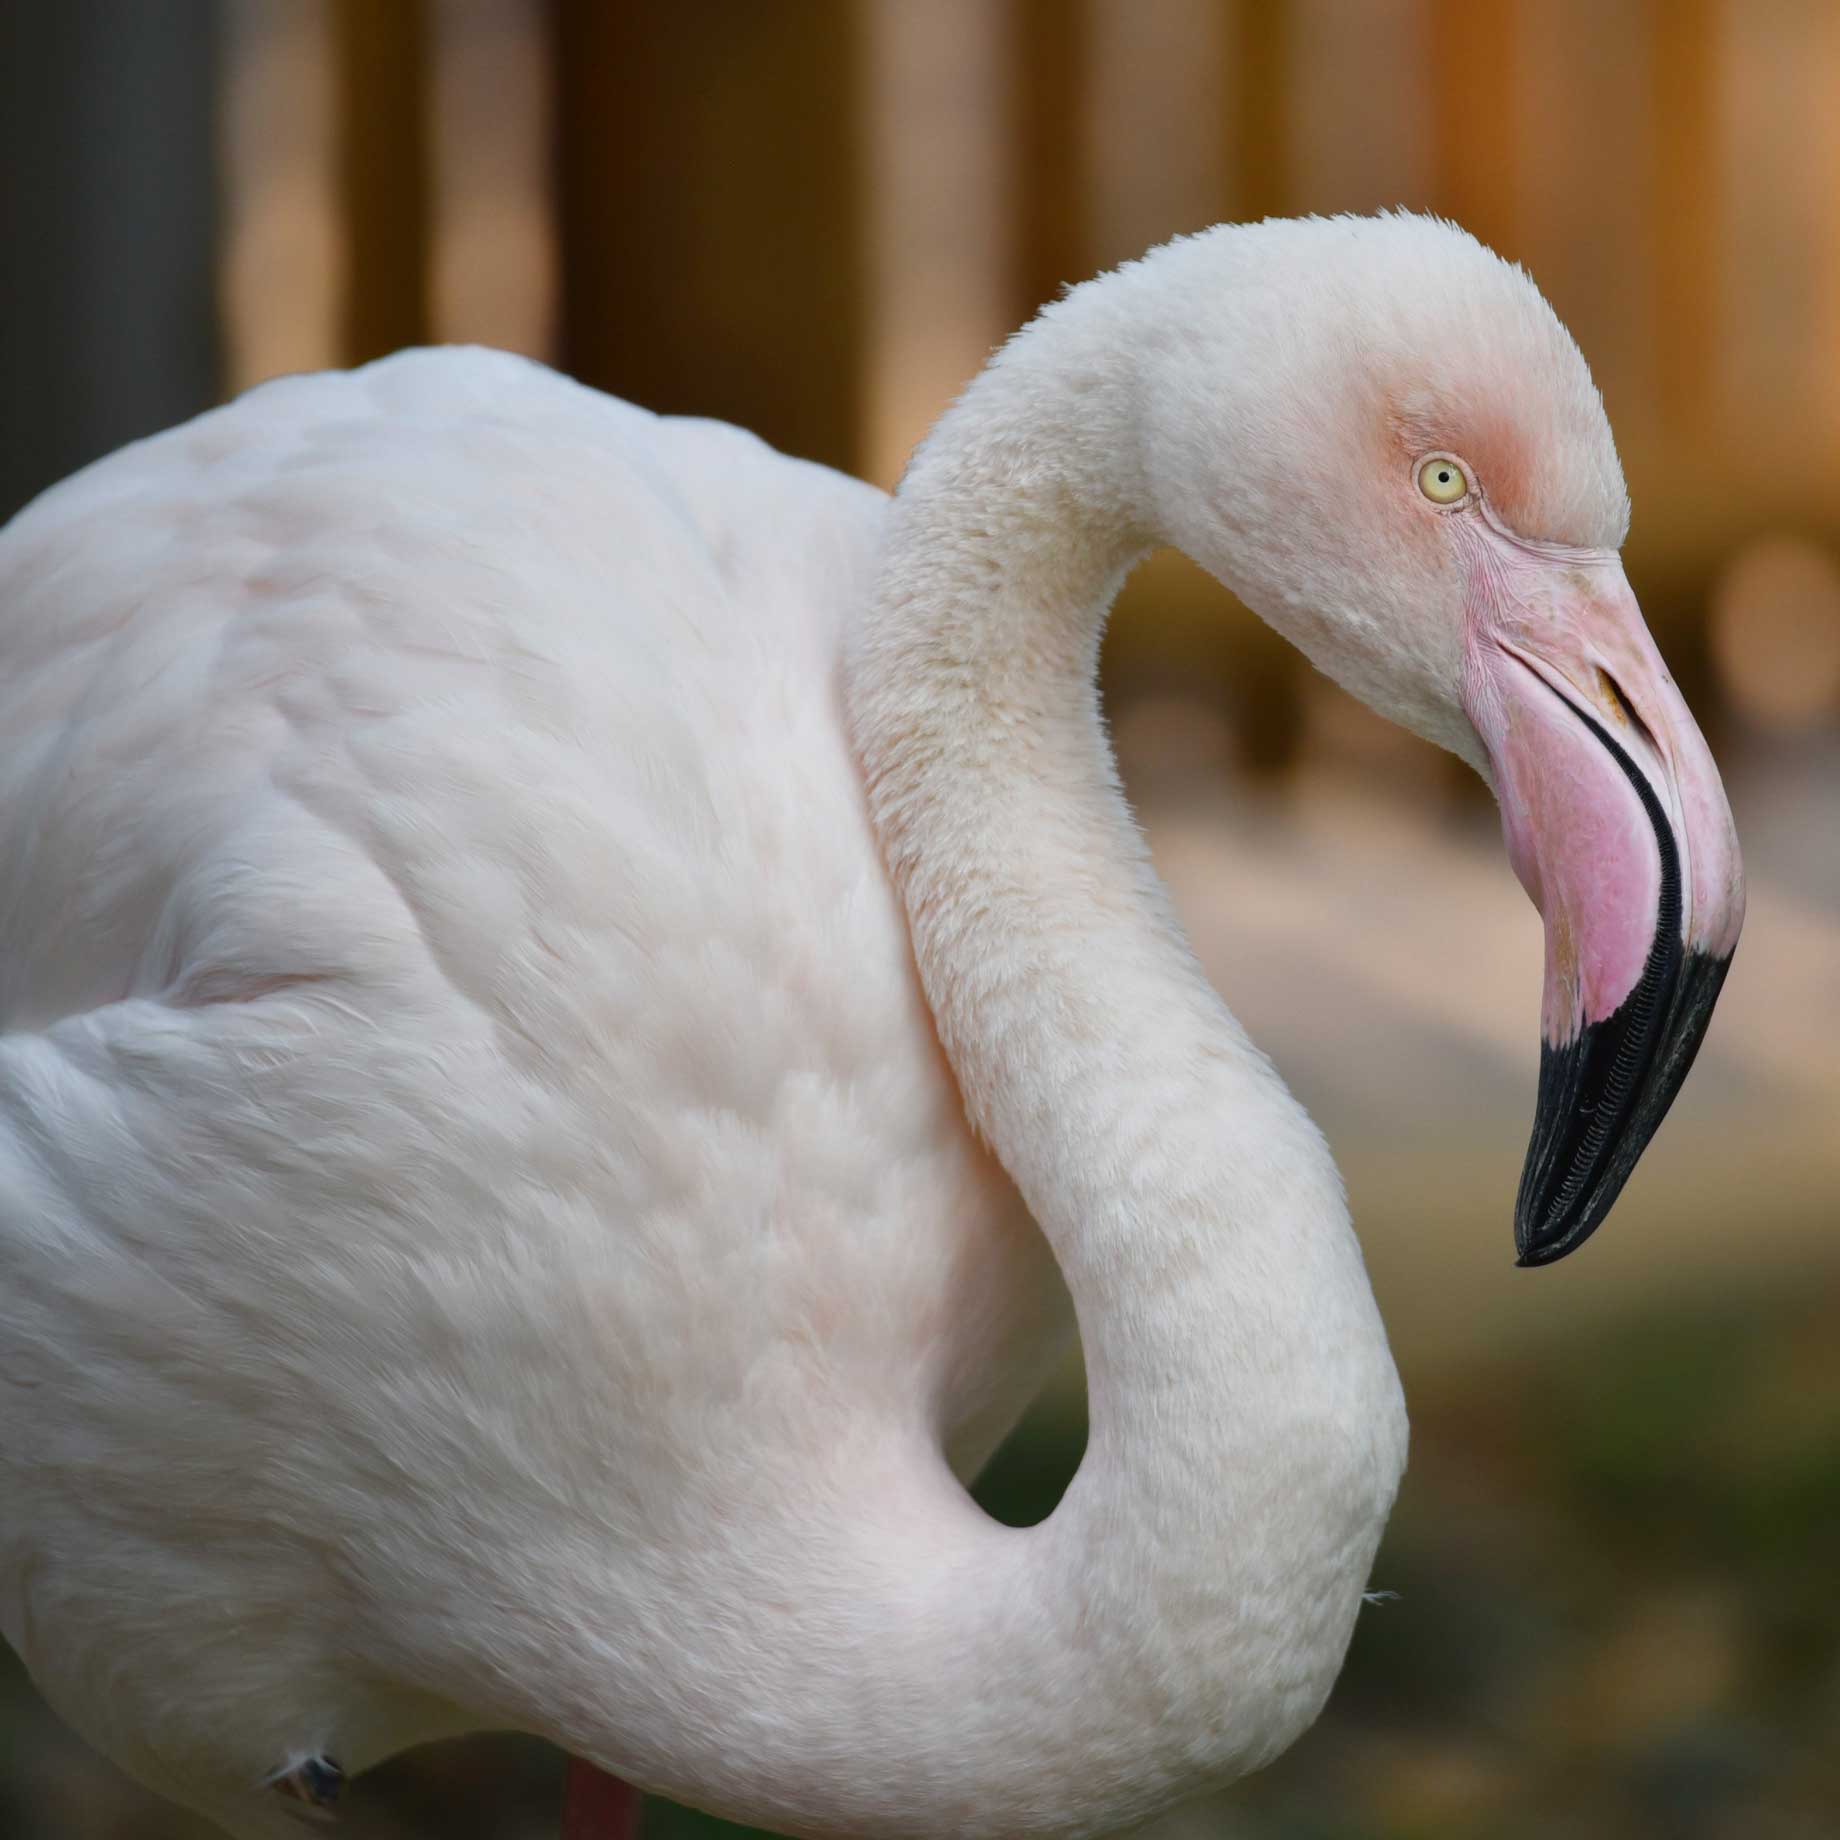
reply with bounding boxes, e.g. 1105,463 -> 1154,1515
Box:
1145,213 -> 1744,1263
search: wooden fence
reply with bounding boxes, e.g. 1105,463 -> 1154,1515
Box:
9,1 -> 1840,756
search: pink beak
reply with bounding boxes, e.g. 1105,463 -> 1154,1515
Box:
1460,525 -> 1744,1263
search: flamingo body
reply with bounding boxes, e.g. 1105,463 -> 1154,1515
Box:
0,352 -> 1061,1829
0,214 -> 1741,1838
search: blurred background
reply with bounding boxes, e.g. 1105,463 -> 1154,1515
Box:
2,1 -> 1837,1836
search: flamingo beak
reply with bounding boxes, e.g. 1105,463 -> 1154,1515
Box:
1461,543 -> 1744,1265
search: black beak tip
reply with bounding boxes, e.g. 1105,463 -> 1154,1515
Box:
1513,1216 -> 1594,1268
1512,1176 -> 1606,1264
1513,948 -> 1734,1269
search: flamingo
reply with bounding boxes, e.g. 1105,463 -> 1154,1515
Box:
0,213 -> 1742,1839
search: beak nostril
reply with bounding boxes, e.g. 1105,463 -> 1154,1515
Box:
1597,667 -> 1659,754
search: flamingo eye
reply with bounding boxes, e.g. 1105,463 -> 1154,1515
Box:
1417,457 -> 1471,505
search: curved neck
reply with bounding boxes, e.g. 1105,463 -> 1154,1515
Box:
469,274 -> 1411,1840
839,281 -> 1409,1829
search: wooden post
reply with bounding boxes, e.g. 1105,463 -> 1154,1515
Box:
0,1 -> 220,519
1650,0 -> 1715,438
1428,0 -> 1519,260
548,1 -> 866,475
1008,0 -> 1089,320
1229,0 -> 1290,222
333,0 -> 433,365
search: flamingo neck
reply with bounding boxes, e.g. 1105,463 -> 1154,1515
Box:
839,267 -> 1409,1829
475,259 -> 1409,1840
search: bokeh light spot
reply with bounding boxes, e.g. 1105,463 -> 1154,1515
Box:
1709,535 -> 1840,730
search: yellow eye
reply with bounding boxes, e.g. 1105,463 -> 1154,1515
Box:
1417,457 -> 1471,504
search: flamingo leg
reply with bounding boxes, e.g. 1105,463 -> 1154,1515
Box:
562,1759 -> 642,1839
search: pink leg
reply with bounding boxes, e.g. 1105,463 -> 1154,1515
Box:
563,1760 -> 642,1840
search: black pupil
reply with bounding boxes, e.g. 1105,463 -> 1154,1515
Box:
1437,470 -> 1450,483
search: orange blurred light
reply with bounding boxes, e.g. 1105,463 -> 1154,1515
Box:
431,0 -> 555,360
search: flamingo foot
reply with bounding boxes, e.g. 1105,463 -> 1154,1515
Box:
562,1758 -> 641,1839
